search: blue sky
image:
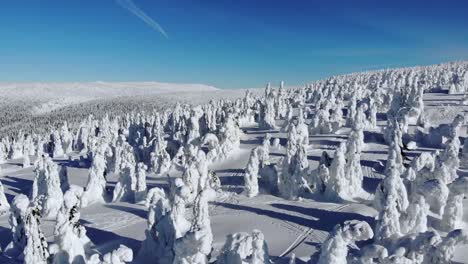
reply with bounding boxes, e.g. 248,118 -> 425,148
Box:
0,0 -> 467,89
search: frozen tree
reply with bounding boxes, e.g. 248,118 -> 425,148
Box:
173,188 -> 216,264
31,155 -> 64,219
374,197 -> 401,244
89,245 -> 133,264
22,145 -> 30,168
4,194 -> 31,258
113,144 -> 137,202
344,128 -> 364,197
134,162 -> 148,203
60,121 -> 73,154
425,229 -> 468,263
440,176 -> 468,231
278,125 -> 304,200
244,147 -> 260,197
323,143 -> 348,201
250,229 -> 270,264
0,180 -> 10,215
217,229 -> 270,264
317,220 -> 373,264
374,160 -> 409,213
23,205 -> 50,264
52,130 -> 64,158
217,232 -> 253,264
81,139 -> 110,207
51,185 -> 91,264
187,106 -> 203,144
400,194 -> 429,235
138,187 -> 172,262
260,133 -> 271,167
359,244 -> 388,264
259,83 -> 277,130
216,115 -> 241,160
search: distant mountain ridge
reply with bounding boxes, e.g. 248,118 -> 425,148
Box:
0,81 -> 219,99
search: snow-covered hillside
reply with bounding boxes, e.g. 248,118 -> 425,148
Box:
1,61 -> 468,264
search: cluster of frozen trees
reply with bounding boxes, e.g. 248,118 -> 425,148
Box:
312,91 -> 468,263
1,61 -> 468,263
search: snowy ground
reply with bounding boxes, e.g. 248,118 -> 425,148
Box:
1,91 -> 467,263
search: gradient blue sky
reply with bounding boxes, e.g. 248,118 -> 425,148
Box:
0,0 -> 467,89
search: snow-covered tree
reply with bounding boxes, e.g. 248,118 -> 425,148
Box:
0,180 -> 10,215
344,128 -> 365,197
81,139 -> 111,206
244,147 -> 260,197
89,245 -> 133,264
113,143 -> 137,202
440,176 -> 468,231
134,162 -> 148,203
51,185 -> 92,264
138,187 -> 172,262
31,155 -> 64,219
317,220 -> 373,264
217,229 -> 270,264
424,229 -> 468,263
4,194 -> 30,258
323,142 -> 348,201
173,188 -> 216,264
23,205 -> 49,264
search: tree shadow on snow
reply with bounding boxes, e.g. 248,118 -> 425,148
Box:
363,131 -> 386,144
104,204 -> 147,220
0,225 -> 11,249
1,175 -> 33,198
84,225 -> 141,253
213,202 -> 374,233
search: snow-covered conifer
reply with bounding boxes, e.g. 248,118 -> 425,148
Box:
318,220 -> 373,264
113,143 -> 137,202
244,147 -> 260,197
173,188 -> 216,264
89,245 -> 133,264
425,229 -> 468,263
81,140 -> 109,206
23,205 -> 49,264
134,162 -> 148,203
0,180 -> 9,215
323,143 -> 348,201
51,185 -> 91,264
31,155 -> 64,219
440,176 -> 468,231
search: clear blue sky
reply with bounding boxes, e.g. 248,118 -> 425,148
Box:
0,0 -> 467,89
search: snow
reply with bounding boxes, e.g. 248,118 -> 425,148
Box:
1,61 -> 468,263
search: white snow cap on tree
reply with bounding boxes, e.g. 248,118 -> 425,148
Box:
344,128 -> 365,198
317,220 -> 373,264
113,142 -> 137,202
89,245 -> 133,264
31,155 -> 64,219
324,142 -> 348,201
217,229 -> 270,264
51,185 -> 92,264
244,147 -> 261,198
173,188 -> 216,264
134,162 -> 148,203
81,139 -> 110,207
425,229 -> 468,263
0,179 -> 10,215
23,205 -> 50,264
138,187 -> 173,263
440,176 -> 468,231
4,194 -> 30,258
